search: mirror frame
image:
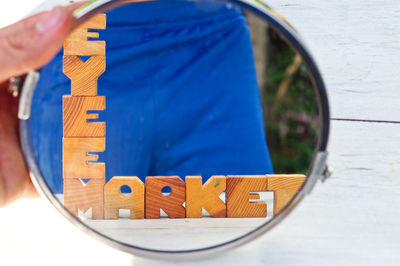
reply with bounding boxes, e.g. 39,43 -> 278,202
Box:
18,0 -> 330,260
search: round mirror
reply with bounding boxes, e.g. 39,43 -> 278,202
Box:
19,0 -> 330,259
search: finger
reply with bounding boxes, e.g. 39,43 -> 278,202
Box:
0,1 -> 82,37
0,2 -> 86,206
0,2 -> 84,83
0,89 -> 30,206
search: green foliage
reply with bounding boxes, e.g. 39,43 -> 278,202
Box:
261,29 -> 320,174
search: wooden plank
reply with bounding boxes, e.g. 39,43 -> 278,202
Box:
83,216 -> 268,250
63,55 -> 106,96
186,176 -> 226,218
83,121 -> 399,263
3,1 -> 400,265
63,178 -> 105,219
226,175 -> 268,218
63,137 -> 105,180
63,96 -> 105,138
104,176 -> 145,219
267,174 -> 306,215
266,0 -> 400,122
145,176 -> 186,219
64,13 -> 106,56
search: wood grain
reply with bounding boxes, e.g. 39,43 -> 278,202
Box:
104,176 -> 145,219
63,55 -> 106,96
226,175 -> 268,218
267,0 -> 400,122
63,96 -> 105,138
186,176 -> 226,218
63,137 -> 105,180
4,1 -> 400,265
267,174 -> 306,215
63,178 -> 105,219
145,176 -> 186,219
64,13 -> 106,56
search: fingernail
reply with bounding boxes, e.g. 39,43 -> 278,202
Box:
36,7 -> 62,33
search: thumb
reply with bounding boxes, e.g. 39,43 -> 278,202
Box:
0,3 -> 82,83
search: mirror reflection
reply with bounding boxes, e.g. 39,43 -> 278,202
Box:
29,0 -> 321,251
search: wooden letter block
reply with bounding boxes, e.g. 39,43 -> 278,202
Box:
104,176 -> 145,219
63,96 -> 105,137
145,176 -> 186,219
64,178 -> 105,219
64,14 -> 106,56
63,56 -> 106,96
226,175 -> 268,218
267,175 -> 306,215
186,176 -> 226,218
63,137 -> 105,179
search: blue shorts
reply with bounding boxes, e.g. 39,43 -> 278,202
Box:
31,0 -> 274,193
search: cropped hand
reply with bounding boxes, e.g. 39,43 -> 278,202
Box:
0,3 -> 82,206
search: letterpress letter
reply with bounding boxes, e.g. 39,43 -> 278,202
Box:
145,176 -> 186,219
186,176 -> 226,218
63,55 -> 106,96
104,176 -> 145,219
64,178 -> 105,219
226,175 -> 268,218
267,175 -> 306,215
63,96 -> 105,137
63,137 -> 105,180
64,14 -> 106,56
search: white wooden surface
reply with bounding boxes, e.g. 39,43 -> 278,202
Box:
1,0 -> 400,265
54,193 -> 274,250
267,0 -> 400,122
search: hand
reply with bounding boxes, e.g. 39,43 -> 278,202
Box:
0,3 -> 82,207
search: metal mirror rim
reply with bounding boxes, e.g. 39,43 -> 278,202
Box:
18,0 -> 330,260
